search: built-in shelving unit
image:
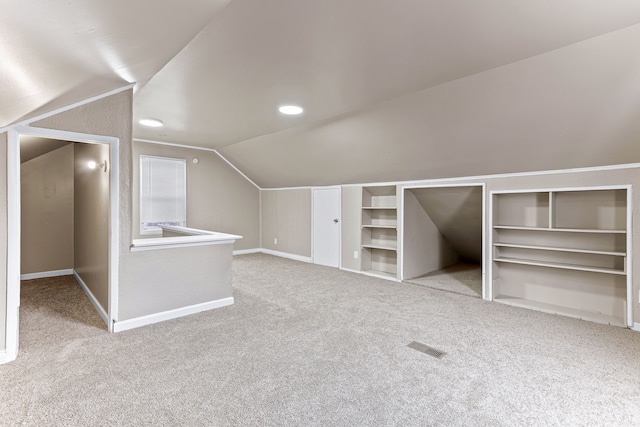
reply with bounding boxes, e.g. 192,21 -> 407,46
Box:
361,185 -> 398,280
491,188 -> 631,327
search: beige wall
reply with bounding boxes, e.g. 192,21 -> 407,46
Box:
341,186 -> 362,271
21,144 -> 74,275
0,132 -> 7,350
31,90 -> 132,322
119,243 -> 234,319
28,91 -> 245,323
402,190 -> 458,279
339,167 -> 640,323
132,141 -> 259,250
261,188 -> 311,258
73,142 -> 110,311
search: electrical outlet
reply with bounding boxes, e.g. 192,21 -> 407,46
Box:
354,250 -> 358,259
274,238 -> 278,245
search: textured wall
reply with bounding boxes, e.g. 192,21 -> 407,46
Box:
21,144 -> 74,275
132,141 -> 259,250
0,132 -> 7,350
31,90 -> 133,321
261,189 -> 312,257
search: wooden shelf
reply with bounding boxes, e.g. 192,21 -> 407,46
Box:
362,244 -> 397,252
493,242 -> 626,257
494,225 -> 626,234
494,257 -> 626,275
493,295 -> 625,327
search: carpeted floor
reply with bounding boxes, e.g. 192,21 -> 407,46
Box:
404,263 -> 482,298
2,253 -> 640,425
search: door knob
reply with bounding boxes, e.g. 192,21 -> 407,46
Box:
333,218 -> 339,223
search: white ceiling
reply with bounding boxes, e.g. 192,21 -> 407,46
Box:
4,1 -> 640,187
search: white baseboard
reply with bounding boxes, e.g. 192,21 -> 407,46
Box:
73,270 -> 109,326
0,350 -> 17,365
233,248 -> 261,256
260,248 -> 311,263
112,297 -> 234,333
20,269 -> 74,280
632,323 -> 640,332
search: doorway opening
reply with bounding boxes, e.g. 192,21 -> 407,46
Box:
5,126 -> 119,362
401,184 -> 485,298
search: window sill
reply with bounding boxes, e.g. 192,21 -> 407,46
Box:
131,226 -> 242,252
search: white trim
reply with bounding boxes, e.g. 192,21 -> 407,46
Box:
260,248 -> 312,263
133,138 -> 260,189
632,323 -> 640,332
213,149 -> 260,189
73,270 -> 109,326
131,239 -> 238,252
489,184 -> 633,326
0,84 -> 134,134
13,125 -> 120,332
399,185 -> 404,281
491,184 -> 630,195
139,154 -> 187,232
112,297 -> 234,333
340,163 -> 640,189
130,227 -> 241,252
626,186 -> 633,326
233,248 -> 261,255
340,267 -> 400,282
400,183 -> 486,297
482,184 -> 488,300
262,186 -> 313,191
0,350 -> 17,365
5,130 -> 21,362
20,269 -> 74,280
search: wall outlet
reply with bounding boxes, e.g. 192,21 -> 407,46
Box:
274,238 -> 277,245
353,250 -> 358,259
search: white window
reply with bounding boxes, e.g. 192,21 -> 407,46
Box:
140,155 -> 186,233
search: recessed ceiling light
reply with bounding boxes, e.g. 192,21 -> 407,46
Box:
278,105 -> 303,115
139,118 -> 164,127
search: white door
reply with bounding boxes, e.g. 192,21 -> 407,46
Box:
313,187 -> 341,268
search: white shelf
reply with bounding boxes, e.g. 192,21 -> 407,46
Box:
493,295 -> 625,327
494,257 -> 626,275
494,225 -> 626,234
493,242 -> 626,257
361,269 -> 398,281
362,224 -> 397,229
362,244 -> 397,252
362,206 -> 397,210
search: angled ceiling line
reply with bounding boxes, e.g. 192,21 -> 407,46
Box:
0,83 -> 135,134
133,138 -> 260,189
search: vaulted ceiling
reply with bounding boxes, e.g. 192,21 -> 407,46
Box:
4,1 -> 640,187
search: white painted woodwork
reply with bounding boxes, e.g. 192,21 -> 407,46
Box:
313,187 -> 341,268
361,186 -> 398,279
491,187 -> 632,327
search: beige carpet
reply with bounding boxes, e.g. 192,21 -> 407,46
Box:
2,254 -> 640,425
405,263 -> 482,298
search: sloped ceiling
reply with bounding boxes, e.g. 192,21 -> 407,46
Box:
0,0 -> 232,127
5,1 -> 640,188
409,187 -> 483,263
20,136 -> 71,163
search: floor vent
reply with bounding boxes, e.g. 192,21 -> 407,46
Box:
407,341 -> 446,359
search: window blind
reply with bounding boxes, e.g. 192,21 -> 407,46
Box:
140,155 -> 186,229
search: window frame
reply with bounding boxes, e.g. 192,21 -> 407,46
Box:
139,154 -> 187,235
